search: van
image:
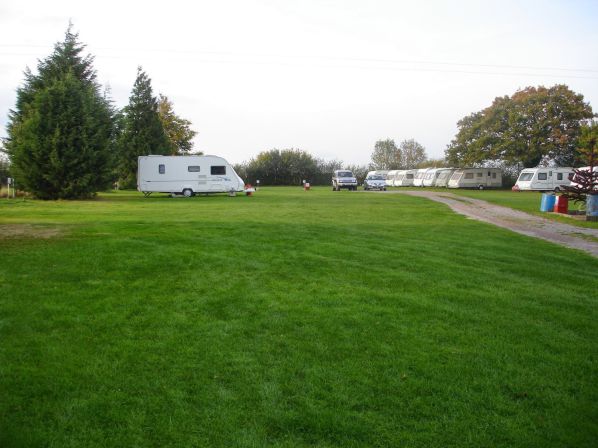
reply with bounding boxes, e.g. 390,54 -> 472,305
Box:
448,168 -> 502,189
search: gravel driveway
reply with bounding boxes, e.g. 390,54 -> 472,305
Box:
378,190 -> 598,258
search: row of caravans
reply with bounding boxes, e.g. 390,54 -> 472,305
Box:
385,168 -> 503,189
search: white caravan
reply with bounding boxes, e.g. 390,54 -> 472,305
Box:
448,168 -> 502,189
514,167 -> 574,192
421,168 -> 439,187
413,168 -> 432,187
386,170 -> 400,187
394,169 -> 416,187
433,169 -> 455,188
137,155 -> 245,197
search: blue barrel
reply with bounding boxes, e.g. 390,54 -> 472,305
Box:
540,193 -> 556,212
587,194 -> 598,218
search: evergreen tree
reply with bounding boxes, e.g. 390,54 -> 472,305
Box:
157,94 -> 198,155
4,25 -> 114,199
117,67 -> 170,188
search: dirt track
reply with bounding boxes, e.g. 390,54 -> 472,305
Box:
378,190 -> 598,258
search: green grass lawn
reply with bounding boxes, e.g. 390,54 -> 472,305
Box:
1,187 -> 597,447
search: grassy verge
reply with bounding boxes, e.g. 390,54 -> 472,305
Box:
389,187 -> 598,229
1,187 -> 597,447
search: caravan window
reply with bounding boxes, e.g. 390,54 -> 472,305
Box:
492,172 -> 497,179
211,166 -> 226,175
465,173 -> 474,179
159,164 -> 165,174
557,173 -> 563,180
519,173 -> 533,181
538,172 -> 548,180
406,173 -> 414,179
188,166 -> 200,172
476,172 -> 483,177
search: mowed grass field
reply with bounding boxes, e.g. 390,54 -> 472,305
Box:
1,187 -> 597,447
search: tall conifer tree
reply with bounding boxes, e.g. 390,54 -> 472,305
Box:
117,68 -> 170,188
4,25 -> 114,199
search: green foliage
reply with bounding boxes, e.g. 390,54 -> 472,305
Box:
117,67 -> 170,188
370,139 -> 401,169
242,149 -> 335,185
4,25 -> 114,199
562,122 -> 598,203
157,94 -> 198,155
446,85 -> 594,168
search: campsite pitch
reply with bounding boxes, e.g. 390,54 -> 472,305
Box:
1,188 -> 597,447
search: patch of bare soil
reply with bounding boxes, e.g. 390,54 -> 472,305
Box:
378,190 -> 598,258
0,224 -> 63,240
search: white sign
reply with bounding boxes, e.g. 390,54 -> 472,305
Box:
7,177 -> 12,185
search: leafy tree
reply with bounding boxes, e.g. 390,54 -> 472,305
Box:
117,67 -> 170,188
400,139 -> 427,168
244,149 -> 320,185
562,122 -> 598,204
370,139 -> 401,170
4,25 -> 114,199
446,85 -> 594,168
157,94 -> 198,155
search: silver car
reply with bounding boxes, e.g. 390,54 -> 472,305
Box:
363,174 -> 387,191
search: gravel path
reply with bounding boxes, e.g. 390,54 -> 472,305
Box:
377,190 -> 598,257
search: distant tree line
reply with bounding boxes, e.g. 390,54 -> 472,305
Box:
3,25 -> 197,199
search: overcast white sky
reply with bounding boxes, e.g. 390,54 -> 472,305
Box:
1,0 -> 597,165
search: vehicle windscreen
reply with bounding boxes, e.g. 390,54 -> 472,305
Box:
518,173 -> 533,181
367,175 -> 385,180
337,171 -> 353,177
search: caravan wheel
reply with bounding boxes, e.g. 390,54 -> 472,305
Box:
554,186 -> 561,192
182,188 -> 194,197
478,185 -> 485,190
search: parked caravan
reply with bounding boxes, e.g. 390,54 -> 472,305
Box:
137,155 -> 245,197
386,170 -> 400,187
421,169 -> 438,187
448,168 -> 502,189
413,168 -> 432,187
433,168 -> 455,188
394,169 -> 416,187
514,167 -> 574,192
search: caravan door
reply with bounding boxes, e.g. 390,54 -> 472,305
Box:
534,170 -> 550,190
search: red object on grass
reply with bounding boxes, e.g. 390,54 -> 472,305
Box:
554,195 -> 568,213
